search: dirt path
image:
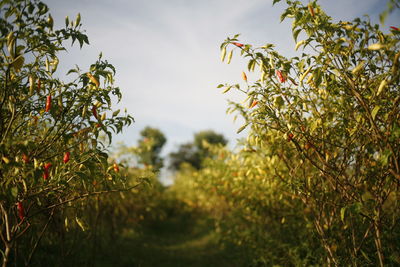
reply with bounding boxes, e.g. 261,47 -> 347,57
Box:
98,215 -> 242,267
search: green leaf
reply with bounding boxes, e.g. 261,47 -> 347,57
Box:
310,119 -> 320,134
377,79 -> 387,96
222,86 -> 231,94
237,124 -> 248,134
340,207 -> 346,223
112,109 -> 120,117
220,46 -> 226,62
295,40 -> 305,51
27,4 -> 34,14
227,50 -> 233,64
371,105 -> 380,120
75,13 -> 81,26
248,59 -> 256,72
379,10 -> 388,24
293,28 -> 302,42
75,217 -> 88,231
351,60 -> 365,75
11,187 -> 18,198
66,69 -> 78,75
368,43 -> 385,50
280,10 -> 290,22
361,250 -> 372,263
378,149 -> 392,166
11,55 -> 24,72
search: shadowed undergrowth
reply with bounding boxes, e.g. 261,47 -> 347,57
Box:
88,212 -> 244,267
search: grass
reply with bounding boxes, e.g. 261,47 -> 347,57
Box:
95,212 -> 244,267
28,206 -> 246,266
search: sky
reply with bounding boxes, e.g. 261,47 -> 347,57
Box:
44,0 -> 399,182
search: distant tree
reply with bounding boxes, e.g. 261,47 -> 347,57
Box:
169,130 -> 227,171
169,143 -> 199,170
137,127 -> 166,170
193,130 -> 228,160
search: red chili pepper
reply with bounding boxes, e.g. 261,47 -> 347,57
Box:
92,106 -> 98,119
22,153 -> 29,164
37,79 -> 41,91
43,162 -> 52,180
232,42 -> 244,48
287,132 -> 294,142
43,170 -> 49,180
242,71 -> 247,82
45,95 -> 51,112
276,70 -> 286,83
250,100 -> 258,108
113,163 -> 119,173
304,142 -> 312,150
308,4 -> 315,17
63,151 -> 70,163
17,202 -> 25,221
44,162 -> 52,170
390,26 -> 399,31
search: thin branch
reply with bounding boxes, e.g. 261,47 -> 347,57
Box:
25,208 -> 55,267
29,183 -> 142,218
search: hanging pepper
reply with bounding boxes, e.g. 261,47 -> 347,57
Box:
63,151 -> 70,163
390,26 -> 399,31
29,76 -> 35,95
100,112 -> 106,121
92,106 -> 98,119
37,79 -> 41,92
113,163 -> 119,173
276,70 -> 286,83
44,162 -> 52,170
232,42 -> 244,48
87,72 -> 100,87
249,100 -> 258,109
43,170 -> 49,180
22,153 -> 29,164
17,201 -> 25,221
308,4 -> 315,17
242,71 -> 247,82
287,132 -> 294,142
43,162 -> 52,180
45,95 -> 51,112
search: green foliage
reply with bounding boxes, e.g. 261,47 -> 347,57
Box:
0,0 -> 134,265
169,130 -> 227,171
1,0 -> 399,265
168,143 -> 200,170
217,0 -> 400,265
170,137 -> 323,265
380,0 -> 400,24
217,1 -> 400,266
137,127 -> 167,170
193,130 -> 228,150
